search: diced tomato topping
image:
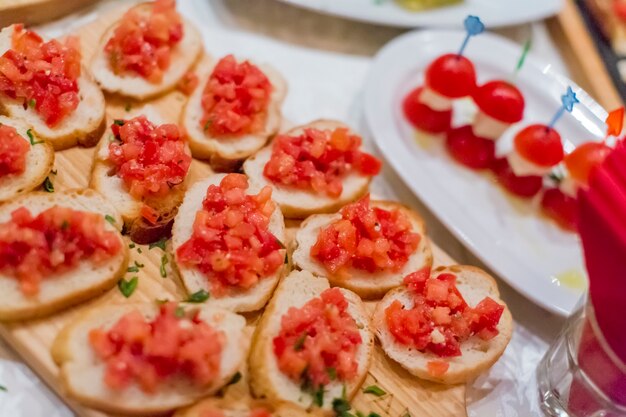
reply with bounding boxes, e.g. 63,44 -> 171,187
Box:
425,54 -> 477,98
490,157 -> 543,198
140,204 -> 159,225
0,123 -> 29,176
89,302 -> 224,393
385,270 -> 504,362
108,116 -> 191,200
564,142 -> 612,187
263,127 -> 381,198
311,195 -> 420,276
176,174 -> 283,295
614,0 -> 626,21
249,409 -> 272,417
0,206 -> 121,295
105,0 -> 183,83
473,80 -> 525,124
427,360 -> 450,378
273,288 -> 362,388
446,125 -> 496,170
200,55 -> 272,137
0,25 -> 81,127
177,70 -> 199,95
541,188 -> 578,232
403,87 -> 452,134
514,124 -> 564,167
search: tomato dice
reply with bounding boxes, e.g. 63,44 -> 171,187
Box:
403,87 -> 453,134
446,125 -> 496,170
311,195 -> 421,276
425,54 -> 477,98
0,206 -> 121,295
105,0 -> 183,82
108,116 -> 191,200
427,360 -> 450,378
491,157 -> 543,198
273,288 -> 362,389
176,174 -> 283,295
264,127 -> 381,197
513,124 -> 564,167
473,80 -> 525,124
564,142 -> 612,187
177,70 -> 199,95
0,123 -> 29,177
89,302 -> 224,393
0,25 -> 81,126
614,0 -> 626,21
541,188 -> 578,232
200,55 -> 272,137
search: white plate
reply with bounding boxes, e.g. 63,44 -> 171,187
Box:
364,30 -> 608,316
276,0 -> 562,28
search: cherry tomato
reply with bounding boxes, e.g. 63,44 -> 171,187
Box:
0,124 -> 29,177
490,157 -> 543,198
446,125 -> 496,169
403,87 -> 452,134
564,142 -> 611,186
541,188 -> 577,232
513,124 -> 564,167
473,80 -> 525,123
425,54 -> 477,98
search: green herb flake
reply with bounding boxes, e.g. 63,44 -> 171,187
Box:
26,129 -> 43,145
174,305 -> 185,318
137,247 -> 143,254
368,413 -> 381,417
28,98 -> 36,108
127,266 -> 139,273
548,172 -> 564,184
129,243 -> 136,249
332,397 -> 351,415
356,412 -> 366,417
294,333 -> 307,351
327,367 -> 337,380
149,238 -> 167,251
118,276 -> 138,298
104,214 -> 116,225
203,119 -> 212,132
135,261 -> 144,268
227,371 -> 242,386
160,254 -> 169,278
124,103 -> 132,112
43,176 -> 54,192
313,385 -> 325,407
113,119 -> 125,126
362,385 -> 386,397
0,385 -> 6,392
187,289 -> 209,303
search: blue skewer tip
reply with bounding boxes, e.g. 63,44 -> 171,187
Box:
561,86 -> 579,113
464,16 -> 485,37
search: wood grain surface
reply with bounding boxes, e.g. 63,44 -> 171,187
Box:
0,8 -> 466,417
0,0 -> 98,28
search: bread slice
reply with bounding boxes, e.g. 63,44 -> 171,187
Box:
0,189 -> 128,321
181,57 -> 287,171
249,270 -> 374,414
174,398 -> 313,417
244,120 -> 373,219
90,3 -> 202,100
372,265 -> 514,385
0,25 -> 106,151
52,302 -> 247,416
292,200 -> 433,299
89,106 -> 190,244
172,173 -> 286,313
0,116 -> 54,203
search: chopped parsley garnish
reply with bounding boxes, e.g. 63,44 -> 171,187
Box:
203,119 -> 212,132
187,290 -> 209,303
129,243 -> 136,249
294,333 -> 307,351
327,367 -> 337,380
174,305 -> 185,318
28,98 -> 36,108
160,254 -> 168,278
127,265 -> 140,273
104,214 -> 116,225
227,371 -> 242,385
118,276 -> 138,298
42,176 -> 54,192
313,385 -> 325,407
26,129 -> 43,145
363,385 -> 386,397
149,238 -> 167,251
113,119 -> 125,126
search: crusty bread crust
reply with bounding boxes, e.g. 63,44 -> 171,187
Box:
172,173 -> 287,313
372,265 -> 514,385
249,270 -> 373,414
293,200 -> 433,299
52,302 -> 247,416
182,57 -> 287,171
0,189 -> 128,321
91,3 -> 203,100
0,116 -> 54,203
0,25 -> 107,151
244,120 -> 373,219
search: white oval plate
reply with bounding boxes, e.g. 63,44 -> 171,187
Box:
364,30 -> 607,316
276,0 -> 562,28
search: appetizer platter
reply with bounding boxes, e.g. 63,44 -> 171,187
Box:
0,2 -> 516,417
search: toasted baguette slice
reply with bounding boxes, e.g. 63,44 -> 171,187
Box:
89,106 -> 191,244
249,270 -> 373,414
0,116 -> 54,203
373,265 -> 514,385
0,189 -> 128,321
172,174 -> 286,312
174,398 -> 313,417
52,302 -> 247,416
244,120 -> 374,219
0,25 -> 106,150
91,2 -> 202,100
182,57 -> 286,171
292,200 -> 433,299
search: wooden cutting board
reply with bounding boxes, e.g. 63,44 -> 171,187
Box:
0,0 -> 98,28
0,9 -> 466,417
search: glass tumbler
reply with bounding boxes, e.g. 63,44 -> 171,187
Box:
537,295 -> 626,417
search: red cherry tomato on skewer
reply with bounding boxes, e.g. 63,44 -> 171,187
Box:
445,125 -> 496,170
473,80 -> 525,124
490,157 -> 543,198
425,54 -> 477,99
514,124 -> 564,167
564,142 -> 612,187
403,87 -> 453,134
541,188 -> 578,232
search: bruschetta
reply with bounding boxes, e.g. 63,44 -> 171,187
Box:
373,265 -> 513,384
249,270 -> 373,414
172,173 -> 286,313
174,398 -> 312,417
89,107 -> 192,243
293,195 -> 433,299
91,0 -> 202,100
0,189 -> 128,321
0,24 -> 106,150
52,302 -> 247,416
181,55 -> 286,171
0,116 -> 54,203
244,120 -> 381,218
